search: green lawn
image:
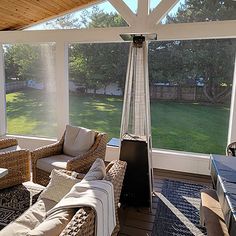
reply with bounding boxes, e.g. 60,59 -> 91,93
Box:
6,90 -> 230,154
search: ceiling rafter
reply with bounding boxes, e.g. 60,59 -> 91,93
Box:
108,0 -> 137,27
137,0 -> 149,20
149,0 -> 179,26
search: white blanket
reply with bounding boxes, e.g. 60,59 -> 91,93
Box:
46,180 -> 116,236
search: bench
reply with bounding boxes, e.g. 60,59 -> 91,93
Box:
200,189 -> 229,236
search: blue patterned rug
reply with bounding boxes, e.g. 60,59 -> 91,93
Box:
152,179 -> 208,236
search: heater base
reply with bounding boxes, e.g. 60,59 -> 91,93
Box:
119,139 -> 151,207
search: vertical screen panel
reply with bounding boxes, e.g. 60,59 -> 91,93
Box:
4,43 -> 57,138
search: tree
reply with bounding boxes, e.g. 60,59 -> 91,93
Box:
152,0 -> 236,103
4,44 -> 42,82
65,7 -> 128,95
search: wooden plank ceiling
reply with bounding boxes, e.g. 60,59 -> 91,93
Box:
0,0 -> 97,30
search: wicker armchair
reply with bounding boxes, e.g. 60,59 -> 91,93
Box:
59,160 -> 127,236
0,138 -> 30,189
31,128 -> 108,186
226,141 -> 236,156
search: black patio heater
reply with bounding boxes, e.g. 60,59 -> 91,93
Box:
119,34 -> 155,208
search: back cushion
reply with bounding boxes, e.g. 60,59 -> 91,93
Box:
63,125 -> 96,156
39,169 -> 80,202
82,158 -> 106,182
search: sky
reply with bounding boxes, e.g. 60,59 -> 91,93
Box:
27,0 -> 185,30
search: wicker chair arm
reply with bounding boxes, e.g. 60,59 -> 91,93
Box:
0,138 -> 18,149
0,149 -> 30,189
66,133 -> 108,172
60,207 -> 95,236
31,138 -> 64,163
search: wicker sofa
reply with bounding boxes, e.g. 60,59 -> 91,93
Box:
31,127 -> 108,186
0,138 -> 30,189
1,160 -> 127,236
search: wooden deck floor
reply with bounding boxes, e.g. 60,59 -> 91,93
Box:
118,168 -> 212,236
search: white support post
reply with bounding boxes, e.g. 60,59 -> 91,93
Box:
137,0 -> 149,28
108,0 -> 136,26
149,0 -> 179,26
55,42 -> 69,139
0,44 -> 6,136
137,0 -> 149,19
228,54 -> 236,144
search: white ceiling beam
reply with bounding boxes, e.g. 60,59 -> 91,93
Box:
0,27 -> 130,43
108,0 -> 136,26
156,20 -> 236,41
0,20 -> 235,44
149,0 -> 179,26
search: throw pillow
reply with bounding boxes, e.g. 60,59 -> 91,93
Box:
82,158 -> 106,181
39,169 -> 80,202
63,125 -> 96,156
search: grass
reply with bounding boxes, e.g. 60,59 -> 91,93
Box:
6,90 -> 230,154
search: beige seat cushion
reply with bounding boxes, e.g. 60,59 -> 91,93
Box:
36,154 -> 72,173
27,209 -> 75,236
0,145 -> 21,153
63,125 -> 96,156
40,169 -> 81,202
0,198 -> 56,236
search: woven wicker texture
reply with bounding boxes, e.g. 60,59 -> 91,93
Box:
226,142 -> 236,156
0,149 -> 31,189
31,131 -> 108,186
60,160 -> 127,236
0,138 -> 18,150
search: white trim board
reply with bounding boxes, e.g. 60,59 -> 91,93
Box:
105,146 -> 210,176
5,135 -> 210,175
0,20 -> 235,44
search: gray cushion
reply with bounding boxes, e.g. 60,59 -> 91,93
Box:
36,155 -> 72,173
63,125 -> 96,157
